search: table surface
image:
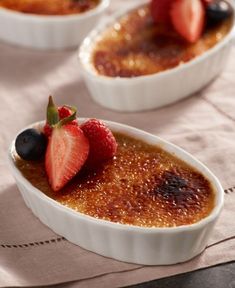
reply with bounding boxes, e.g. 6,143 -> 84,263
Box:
131,261 -> 235,288
52,261 -> 235,288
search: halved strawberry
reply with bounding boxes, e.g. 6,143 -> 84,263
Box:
45,96 -> 89,191
150,0 -> 173,24
80,119 -> 117,169
45,125 -> 89,191
170,0 -> 205,43
202,0 -> 214,6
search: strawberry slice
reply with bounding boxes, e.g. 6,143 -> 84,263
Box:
202,0 -> 214,6
150,0 -> 173,24
43,123 -> 53,138
45,125 -> 89,191
170,0 -> 205,43
45,97 -> 89,191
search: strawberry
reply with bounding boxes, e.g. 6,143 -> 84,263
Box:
43,123 -> 52,138
46,125 -> 89,191
150,0 -> 173,24
45,96 -> 89,191
43,104 -> 78,138
80,119 -> 118,168
58,106 -> 71,119
170,0 -> 205,43
201,0 -> 214,6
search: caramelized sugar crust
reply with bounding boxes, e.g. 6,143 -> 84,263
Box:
0,0 -> 100,15
92,5 -> 233,77
15,133 -> 215,228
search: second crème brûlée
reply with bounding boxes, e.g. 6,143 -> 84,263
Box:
91,4 -> 233,77
14,132 -> 215,228
0,0 -> 100,15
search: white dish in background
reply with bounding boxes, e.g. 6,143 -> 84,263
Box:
78,0 -> 235,112
0,0 -> 109,50
9,119 -> 224,265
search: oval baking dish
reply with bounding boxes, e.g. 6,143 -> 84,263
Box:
8,120 -> 224,265
0,0 -> 109,50
78,0 -> 235,112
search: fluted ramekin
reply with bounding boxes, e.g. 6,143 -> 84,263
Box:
8,119 -> 223,265
0,0 -> 109,50
78,0 -> 235,112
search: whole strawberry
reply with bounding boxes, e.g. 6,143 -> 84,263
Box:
202,0 -> 214,6
58,106 -> 71,119
80,119 -> 118,168
43,104 -> 78,138
151,0 -> 173,24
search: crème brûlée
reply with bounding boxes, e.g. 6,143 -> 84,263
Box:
0,0 -> 100,15
14,132 -> 215,228
92,4 -> 233,78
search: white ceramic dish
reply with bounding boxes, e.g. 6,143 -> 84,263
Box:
8,119 -> 223,265
0,0 -> 109,50
78,0 -> 235,112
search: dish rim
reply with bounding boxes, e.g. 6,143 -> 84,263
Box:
0,0 -> 110,21
8,119 -> 224,234
78,0 -> 235,82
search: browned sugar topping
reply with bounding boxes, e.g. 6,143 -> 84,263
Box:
15,132 -> 215,228
0,0 -> 100,15
92,5 -> 233,77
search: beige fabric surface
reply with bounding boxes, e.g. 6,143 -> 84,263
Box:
1,1 -> 235,287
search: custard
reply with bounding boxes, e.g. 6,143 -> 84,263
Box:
14,132 -> 215,228
92,5 -> 233,77
0,0 -> 100,15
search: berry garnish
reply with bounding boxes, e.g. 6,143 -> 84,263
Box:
170,0 -> 205,43
202,0 -> 214,6
45,125 -> 89,191
43,123 -> 52,138
206,1 -> 233,24
45,96 -> 89,191
43,103 -> 78,138
80,119 -> 118,168
15,128 -> 47,161
150,0 -> 173,24
58,106 -> 72,119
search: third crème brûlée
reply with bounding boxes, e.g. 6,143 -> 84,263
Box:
14,97 -> 215,228
0,0 -> 100,15
91,0 -> 233,77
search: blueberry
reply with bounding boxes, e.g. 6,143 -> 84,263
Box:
206,1 -> 233,24
15,128 -> 47,161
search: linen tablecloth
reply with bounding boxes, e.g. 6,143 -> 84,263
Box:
0,0 -> 235,287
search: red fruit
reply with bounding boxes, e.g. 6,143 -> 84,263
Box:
45,124 -> 89,191
201,0 -> 214,6
58,106 -> 72,119
170,0 -> 205,43
150,0 -> 173,24
80,119 -> 118,168
43,123 -> 52,138
43,106 -> 78,138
